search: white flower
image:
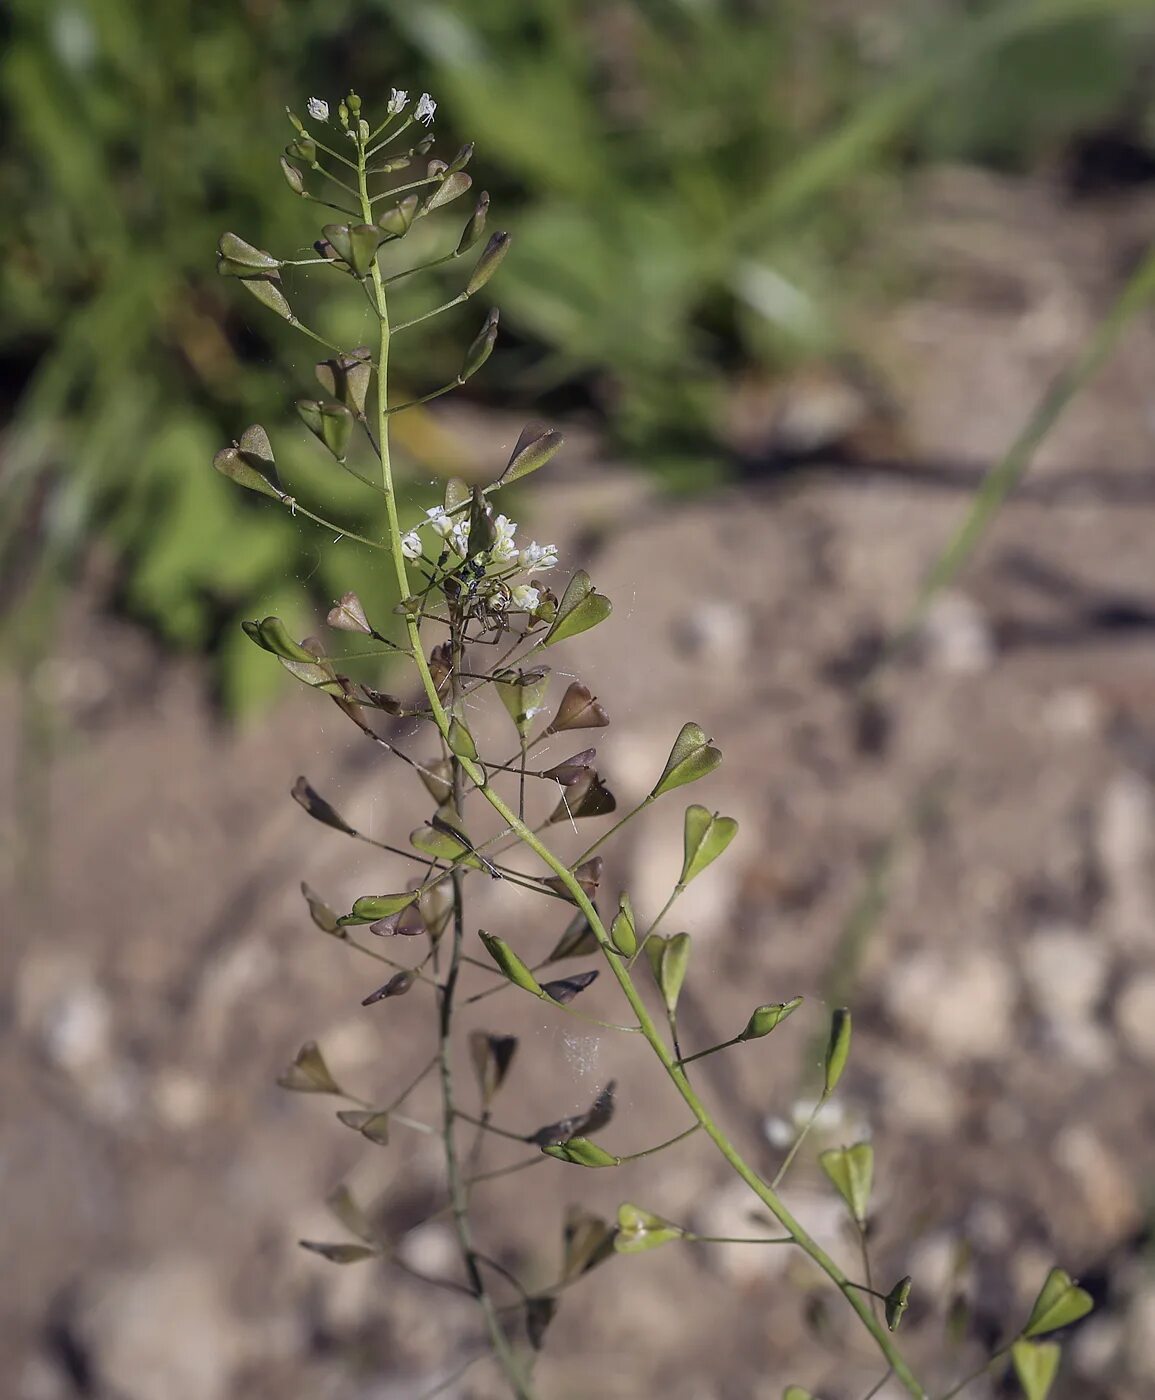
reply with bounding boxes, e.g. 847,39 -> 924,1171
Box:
424,505 -> 454,539
415,92 -> 437,126
491,514 -> 518,562
388,88 -> 409,115
519,541 -> 558,573
306,97 -> 329,123
511,584 -> 540,613
450,518 -> 471,555
400,530 -> 423,560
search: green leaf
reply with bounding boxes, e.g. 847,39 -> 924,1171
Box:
739,997 -> 803,1041
478,931 -> 542,995
378,193 -> 419,237
885,1275 -> 912,1332
217,231 -> 280,271
499,422 -> 565,485
239,274 -> 293,321
651,722 -> 722,798
1023,1268 -> 1094,1338
824,1007 -> 852,1094
299,1240 -> 379,1265
277,1041 -> 342,1095
338,891 -> 418,927
447,716 -> 478,761
335,1109 -> 391,1146
783,1389 -> 815,1400
543,569 -> 613,647
315,349 -> 373,417
610,894 -> 637,957
296,399 -> 355,461
322,222 -> 381,278
819,1142 -> 873,1225
1011,1339 -> 1061,1400
425,170 -> 472,211
245,615 -> 317,662
213,424 -> 283,499
614,1203 -> 685,1253
542,1137 -> 619,1167
494,666 -> 551,735
680,804 -> 739,887
658,932 -> 692,1014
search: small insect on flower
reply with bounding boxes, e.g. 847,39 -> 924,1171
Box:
415,92 -> 437,126
306,97 -> 329,123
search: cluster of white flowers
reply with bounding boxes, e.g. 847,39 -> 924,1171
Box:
400,505 -> 557,609
307,96 -> 329,123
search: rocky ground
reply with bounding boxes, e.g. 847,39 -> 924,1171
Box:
4,170 -> 1155,1400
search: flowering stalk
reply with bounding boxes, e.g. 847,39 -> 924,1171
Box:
215,89 -> 1092,1400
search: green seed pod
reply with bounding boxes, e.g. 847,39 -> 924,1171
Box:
286,137 -> 316,164
466,231 -> 510,294
378,194 -> 419,238
457,191 -> 490,254
824,1007 -> 852,1094
279,156 -> 306,195
458,308 -> 499,382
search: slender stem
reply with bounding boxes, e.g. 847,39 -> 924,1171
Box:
677,1034 -> 743,1067
356,129 -> 532,1400
392,292 -> 469,333
771,1093 -> 829,1190
938,1342 -> 1015,1400
416,1351 -> 485,1400
861,1372 -> 894,1400
858,1224 -> 879,1322
573,795 -> 654,867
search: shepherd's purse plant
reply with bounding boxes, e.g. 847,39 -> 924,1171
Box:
213,87 -> 1094,1400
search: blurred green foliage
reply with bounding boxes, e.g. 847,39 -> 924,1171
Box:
2,0 -> 1154,709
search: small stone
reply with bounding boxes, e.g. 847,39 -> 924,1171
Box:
1021,926 -> 1108,1021
673,599 -> 752,672
1114,972 -> 1155,1064
883,948 -> 1016,1063
72,1256 -> 244,1400
1055,1124 -> 1140,1244
1021,926 -> 1113,1068
877,1052 -> 960,1135
918,591 -> 995,674
152,1069 -> 212,1131
397,1222 -> 458,1278
1097,772 -> 1155,951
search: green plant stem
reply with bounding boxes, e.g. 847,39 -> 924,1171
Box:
771,1093 -> 829,1189
355,112 -> 924,1400
356,136 -> 531,1400
938,1341 -> 1016,1400
573,794 -> 654,866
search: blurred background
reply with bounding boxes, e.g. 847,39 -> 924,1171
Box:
5,1 -> 1155,1397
